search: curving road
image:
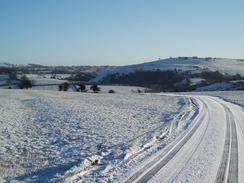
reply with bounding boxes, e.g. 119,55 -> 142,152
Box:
125,95 -> 244,183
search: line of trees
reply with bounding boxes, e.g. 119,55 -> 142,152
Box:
101,70 -> 183,91
98,69 -> 244,92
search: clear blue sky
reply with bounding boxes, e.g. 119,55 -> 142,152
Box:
0,0 -> 243,66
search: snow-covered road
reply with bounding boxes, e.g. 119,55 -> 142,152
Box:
125,95 -> 244,183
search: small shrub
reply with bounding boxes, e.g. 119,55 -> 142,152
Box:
108,89 -> 115,93
51,75 -> 56,79
91,159 -> 99,166
59,82 -> 69,91
78,83 -> 86,92
90,84 -> 100,93
137,89 -> 142,93
63,82 -> 69,91
20,75 -> 32,89
131,89 -> 143,93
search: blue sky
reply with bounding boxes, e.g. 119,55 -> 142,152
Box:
0,0 -> 243,66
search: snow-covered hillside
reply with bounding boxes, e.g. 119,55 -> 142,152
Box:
91,57 -> 244,82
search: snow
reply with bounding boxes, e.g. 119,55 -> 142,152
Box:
28,77 -> 67,91
0,72 -> 147,93
123,93 -> 244,183
0,75 -> 9,86
210,91 -> 244,107
26,74 -> 71,80
147,96 -> 226,183
0,75 -> 20,89
210,97 -> 244,183
0,89 -> 190,182
188,91 -> 244,107
91,58 -> 244,82
0,75 -> 9,81
86,85 -> 146,94
189,78 -> 205,85
0,63 -> 14,67
31,79 -> 65,85
1,88 -> 243,182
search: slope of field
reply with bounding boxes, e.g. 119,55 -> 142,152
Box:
0,89 -> 194,182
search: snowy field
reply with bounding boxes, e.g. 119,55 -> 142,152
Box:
186,91 -> 244,107
0,88 -> 195,182
203,90 -> 244,107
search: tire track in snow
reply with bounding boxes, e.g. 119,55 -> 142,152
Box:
215,106 -> 231,183
215,104 -> 238,183
228,107 -> 238,183
166,98 -> 210,182
125,97 -> 207,183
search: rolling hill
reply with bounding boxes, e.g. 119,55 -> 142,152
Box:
90,57 -> 244,83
